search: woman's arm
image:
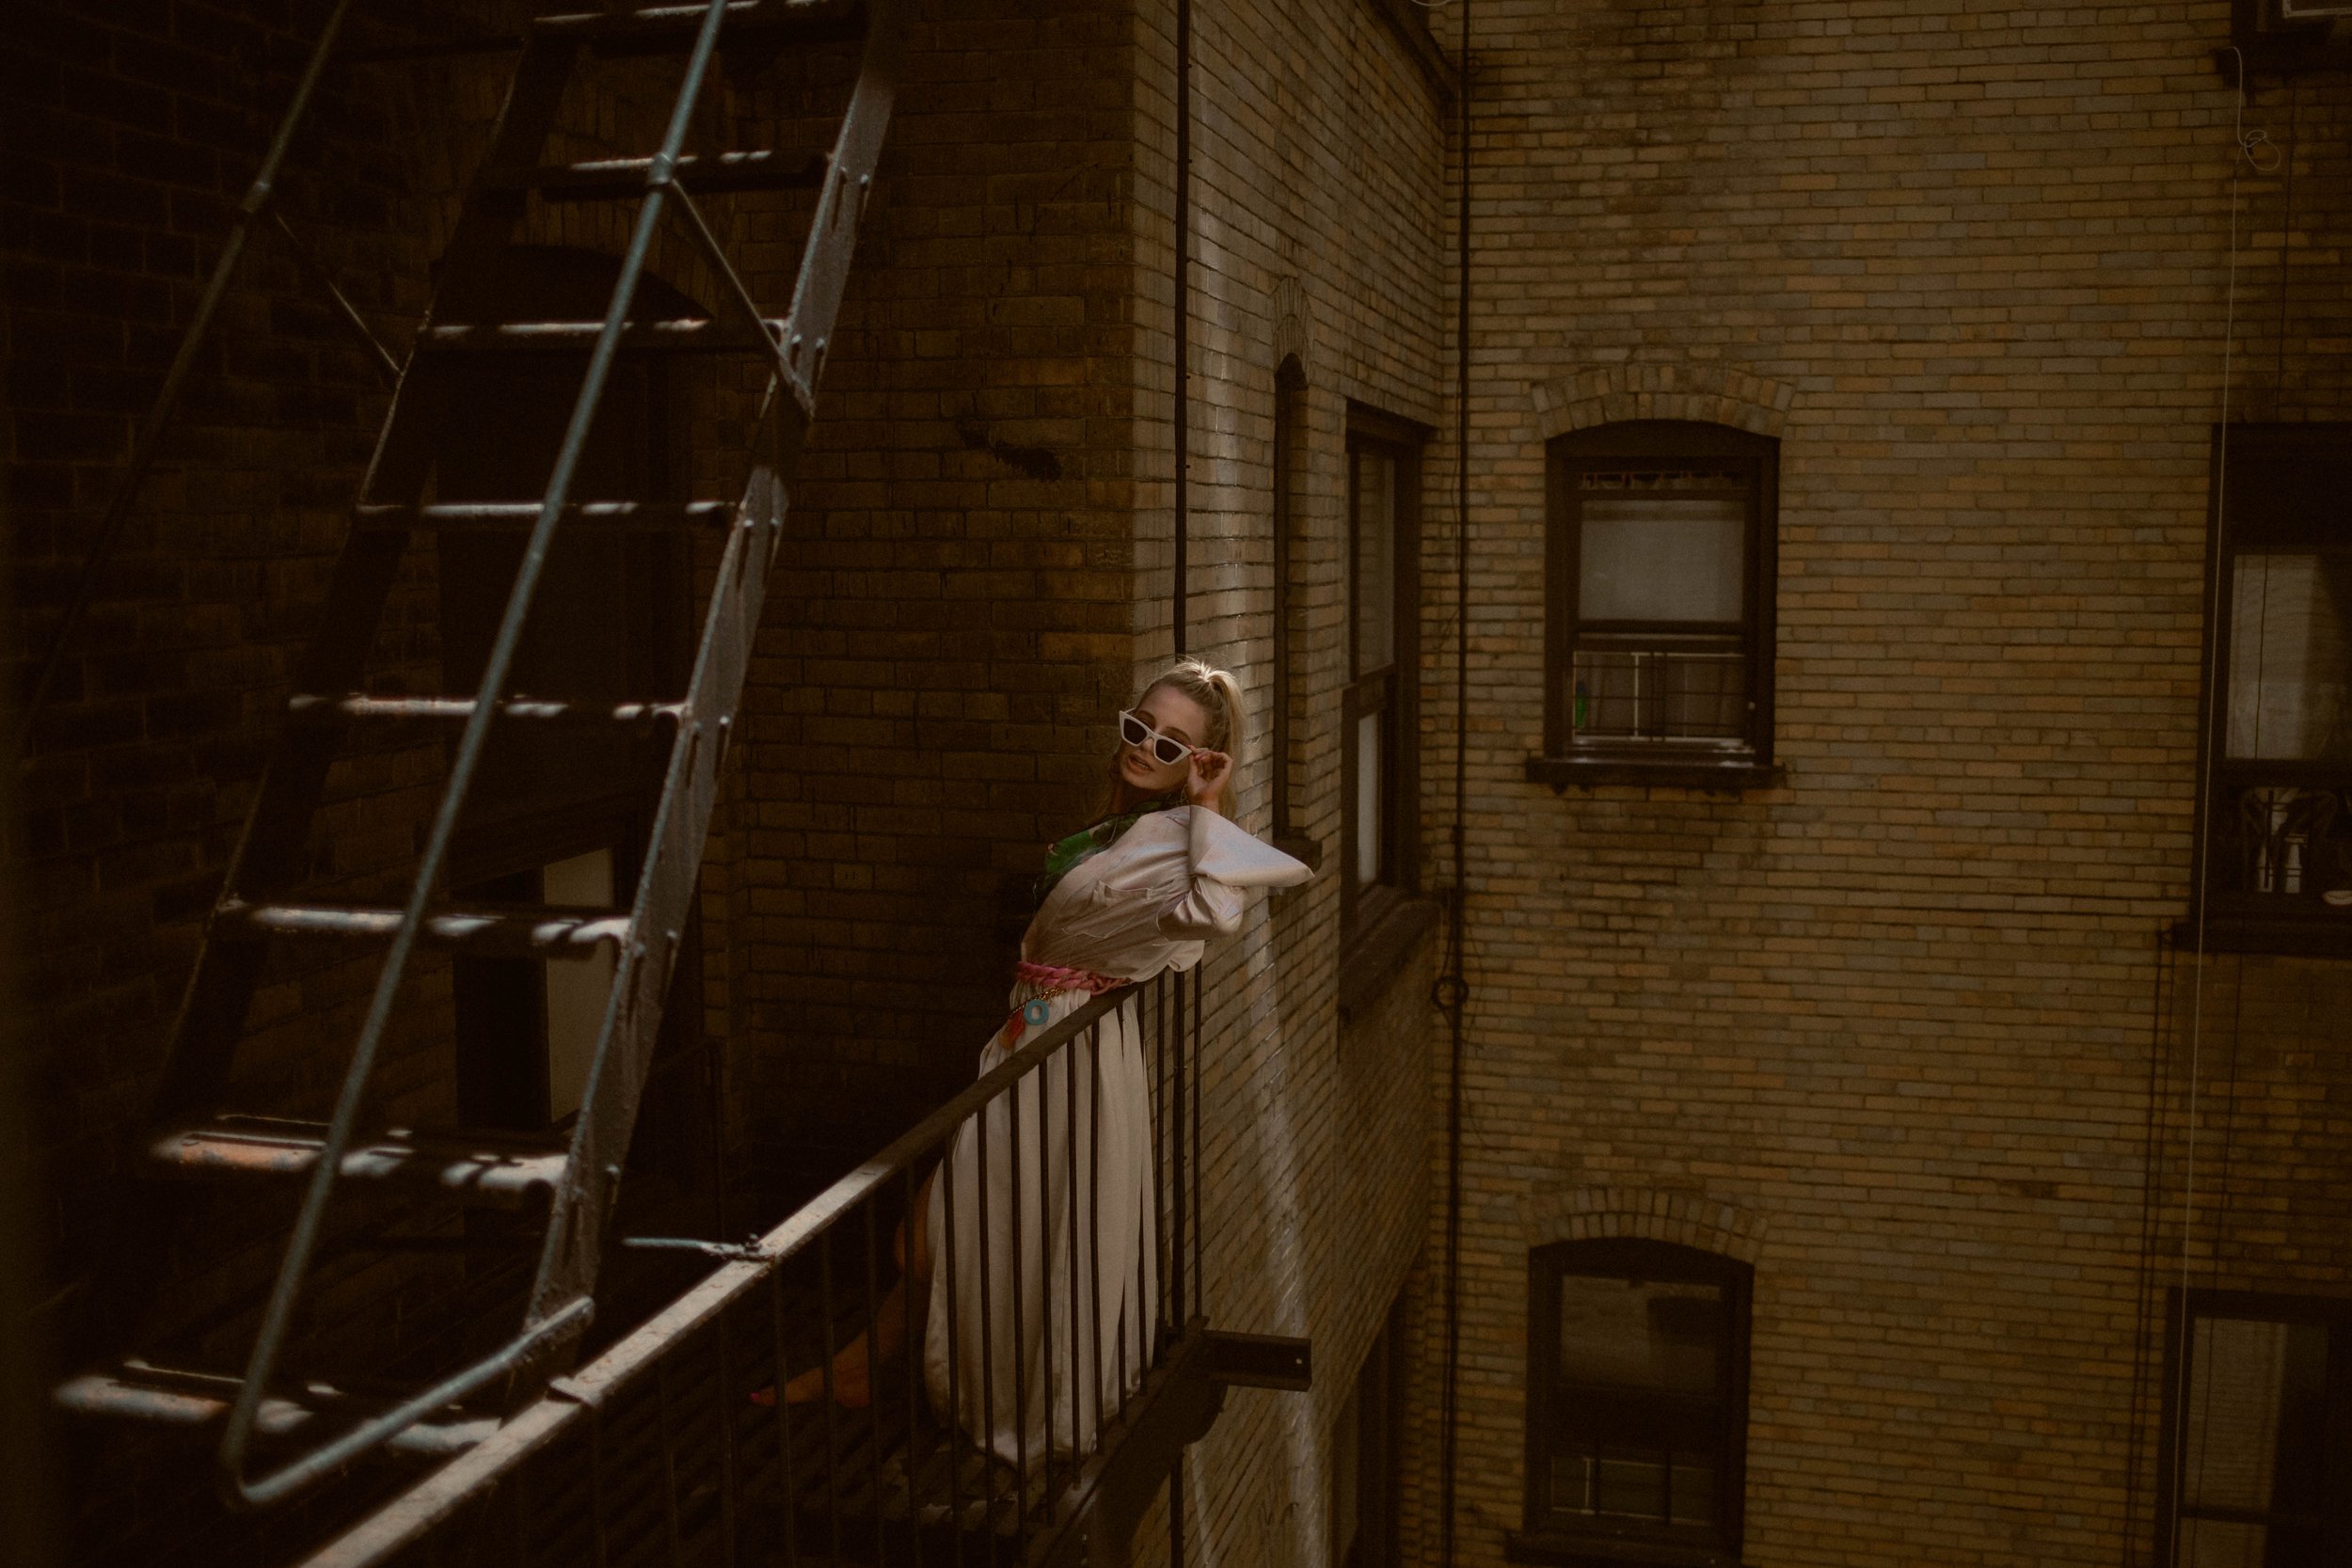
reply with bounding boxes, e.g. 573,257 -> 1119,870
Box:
1156,806 -> 1250,940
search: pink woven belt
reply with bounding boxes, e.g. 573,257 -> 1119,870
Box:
1003,961 -> 1122,1044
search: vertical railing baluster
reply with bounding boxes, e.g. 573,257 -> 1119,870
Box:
717,1293 -> 739,1568
943,1137 -> 967,1568
1153,975 -> 1169,1338
655,1358 -> 683,1568
903,1164 -> 929,1568
1035,1058 -> 1058,1508
1169,971 -> 1186,1330
1007,1069 -> 1030,1548
589,1401 -> 612,1568
975,1091 -> 998,1565
1088,1018 -> 1106,1444
1065,1020 -> 1086,1457
769,1269 -> 799,1567
818,1232 -> 843,1566
1190,966 -> 1204,1322
864,1200 -> 887,1565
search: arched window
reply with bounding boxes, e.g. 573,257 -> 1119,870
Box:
1540,420 -> 1778,786
1517,1237 -> 1752,1564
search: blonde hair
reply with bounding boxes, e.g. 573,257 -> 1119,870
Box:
1102,657 -> 1248,818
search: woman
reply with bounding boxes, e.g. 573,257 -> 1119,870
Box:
769,658 -> 1311,1468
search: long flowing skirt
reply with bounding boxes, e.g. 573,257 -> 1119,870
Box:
922,985 -> 1158,1468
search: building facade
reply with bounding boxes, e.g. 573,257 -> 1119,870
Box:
3,1 -> 2347,1566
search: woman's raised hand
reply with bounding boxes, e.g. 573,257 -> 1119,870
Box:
1185,748 -> 1231,807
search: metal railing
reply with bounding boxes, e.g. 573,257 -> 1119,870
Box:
299,971 -> 1210,1568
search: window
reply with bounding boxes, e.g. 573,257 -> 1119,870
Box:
2191,424 -> 2352,952
1343,409 -> 1421,934
1331,1297 -> 1405,1568
2157,1291 -> 2352,1566
1514,1239 -> 1750,1568
1272,356 -> 1317,866
1538,422 -> 1777,786
2231,0 -> 2352,74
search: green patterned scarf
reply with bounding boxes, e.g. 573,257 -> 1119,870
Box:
1033,791 -> 1183,907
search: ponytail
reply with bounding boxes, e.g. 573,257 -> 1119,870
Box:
1146,657 -> 1246,817
1097,657 -> 1249,818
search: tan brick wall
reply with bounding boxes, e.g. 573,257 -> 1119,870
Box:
1432,4 -> 2352,1566
1123,0 -> 1449,1562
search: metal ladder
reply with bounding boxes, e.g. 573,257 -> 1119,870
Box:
55,0 -> 898,1510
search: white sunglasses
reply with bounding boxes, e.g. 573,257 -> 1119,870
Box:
1118,709 -> 1196,766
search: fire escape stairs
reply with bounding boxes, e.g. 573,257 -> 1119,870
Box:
48,0 -> 1311,1552
47,0 -> 899,1513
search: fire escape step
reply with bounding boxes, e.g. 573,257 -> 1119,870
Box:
286,692 -> 688,728
350,499 -> 736,531
418,317 -> 785,355
56,1362 -> 499,1457
534,0 -> 866,52
219,898 -> 632,958
150,1117 -> 570,1209
491,149 -> 830,200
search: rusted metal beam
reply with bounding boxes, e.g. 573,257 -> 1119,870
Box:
151,1118 -> 567,1209
417,318 -> 778,355
350,499 -> 733,531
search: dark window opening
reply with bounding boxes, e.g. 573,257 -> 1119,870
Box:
1332,1294 -> 1406,1568
1343,408 -> 1422,939
1272,355 -> 1317,867
2189,423 -> 2352,954
1514,1238 -> 1750,1568
2157,1291 -> 2352,1568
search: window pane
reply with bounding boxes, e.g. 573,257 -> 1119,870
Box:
1569,648 -> 1747,741
1356,710 -> 1383,886
1355,450 -> 1396,674
1579,492 -> 1744,624
2183,1315 -> 2329,1516
543,847 -> 617,1122
2228,552 -> 2352,760
1558,1275 -> 1724,1396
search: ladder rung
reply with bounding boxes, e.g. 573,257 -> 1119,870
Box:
56,1364 -> 498,1458
418,318 -> 783,355
535,0 -> 866,52
150,1117 -> 571,1209
351,499 -> 736,531
287,693 -> 688,730
221,899 -> 631,959
495,150 -> 828,201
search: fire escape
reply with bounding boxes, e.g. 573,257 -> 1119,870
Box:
42,3 -> 1311,1562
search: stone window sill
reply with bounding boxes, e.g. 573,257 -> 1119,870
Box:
1337,894 -> 1440,1022
1525,755 -> 1787,796
1504,1529 -> 1742,1568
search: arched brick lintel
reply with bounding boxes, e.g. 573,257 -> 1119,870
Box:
1530,365 -> 1797,441
1519,1183 -> 1768,1265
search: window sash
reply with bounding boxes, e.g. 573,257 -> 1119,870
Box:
1525,1239 -> 1750,1553
1547,427 -> 1774,764
2158,1291 -> 2352,1567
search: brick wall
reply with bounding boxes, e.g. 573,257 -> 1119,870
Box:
1435,4 -> 2352,1566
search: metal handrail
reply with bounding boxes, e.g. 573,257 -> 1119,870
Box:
296,978 -> 1192,1567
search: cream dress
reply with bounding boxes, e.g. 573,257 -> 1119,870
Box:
922,805 -> 1311,1466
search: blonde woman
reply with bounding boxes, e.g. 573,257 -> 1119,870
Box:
767,658 -> 1312,1467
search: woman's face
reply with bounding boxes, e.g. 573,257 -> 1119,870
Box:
1119,684 -> 1214,796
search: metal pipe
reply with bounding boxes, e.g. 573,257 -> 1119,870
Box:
17,0 -> 360,752
1171,0 -> 1190,658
